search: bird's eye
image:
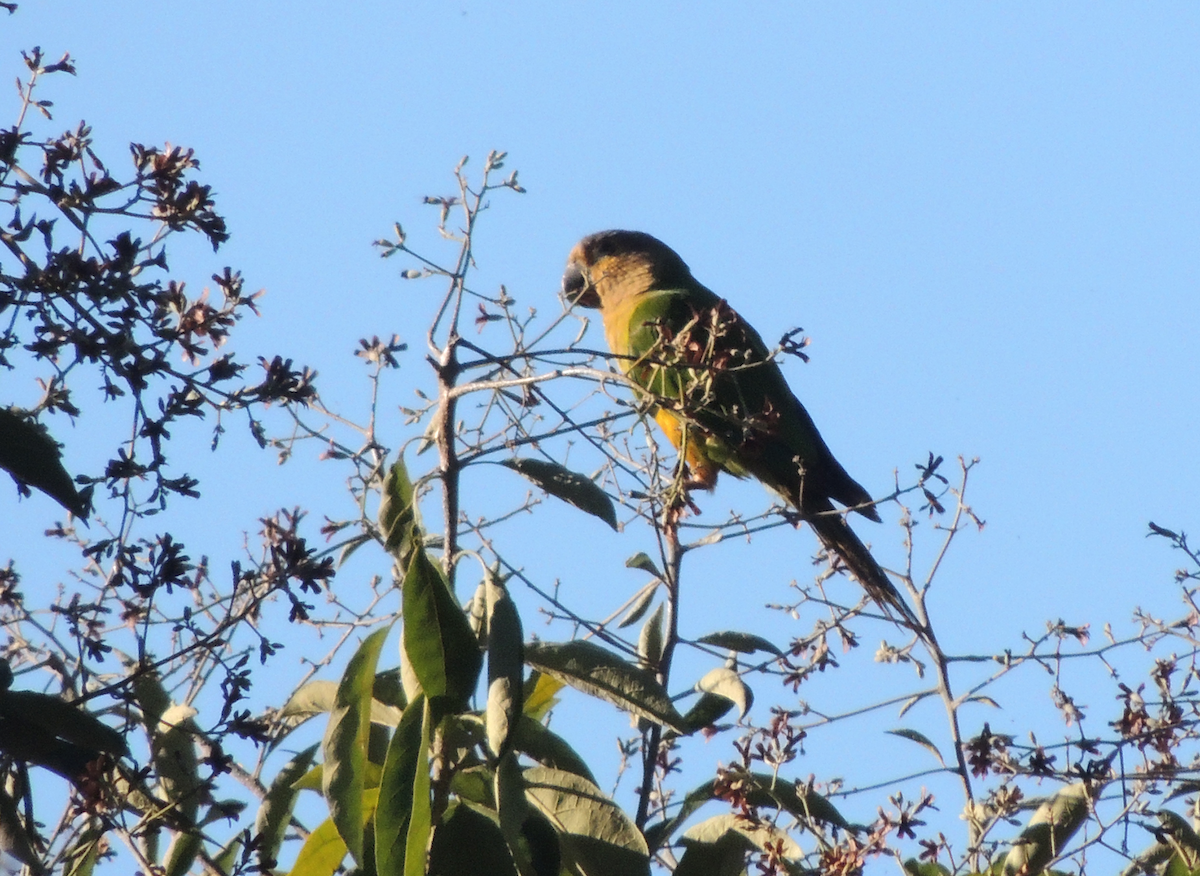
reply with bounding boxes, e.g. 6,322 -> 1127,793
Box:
561,261 -> 597,307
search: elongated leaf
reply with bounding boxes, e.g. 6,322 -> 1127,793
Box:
376,696 -> 427,876
487,577 -> 524,758
323,626 -> 391,865
288,817 -> 347,876
525,640 -> 688,734
617,583 -> 658,629
163,831 -> 202,876
624,552 -> 662,578
379,455 -> 423,570
696,667 -> 753,719
254,744 -> 318,870
0,407 -> 88,518
887,728 -> 946,766
903,860 -> 953,876
429,802 -> 518,876
637,603 -> 664,670
740,772 -> 851,829
405,701 -> 433,876
155,704 -> 201,823
523,766 -> 649,876
494,752 -> 539,876
696,631 -> 783,657
511,715 -> 597,786
0,784 -> 42,873
1003,783 -> 1092,876
62,818 -> 102,876
402,548 -> 482,708
501,458 -> 617,530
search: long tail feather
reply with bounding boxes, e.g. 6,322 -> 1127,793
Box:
806,509 -> 921,630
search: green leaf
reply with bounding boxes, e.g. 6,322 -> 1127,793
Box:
0,784 -> 43,873
1003,783 -> 1092,876
637,603 -> 664,669
494,752 -> 540,876
887,728 -> 946,767
624,552 -> 662,578
511,715 -> 597,786
375,696 -> 432,876
523,766 -> 650,876
429,802 -> 518,876
525,640 -> 689,734
402,547 -> 483,708
404,701 -> 433,876
696,631 -> 783,657
254,744 -> 318,870
682,812 -> 802,859
0,406 -> 88,518
322,625 -> 392,865
379,455 -> 423,570
1158,809 -> 1200,867
617,582 -> 658,629
288,817 -> 348,876
162,830 -> 202,876
501,458 -> 617,530
487,576 -> 525,758
673,830 -> 751,876
696,667 -> 753,719
680,692 -> 735,734
522,672 -> 563,722
62,818 -> 102,876
739,771 -> 852,829
154,704 -> 201,824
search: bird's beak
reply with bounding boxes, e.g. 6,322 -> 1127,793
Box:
561,261 -> 599,308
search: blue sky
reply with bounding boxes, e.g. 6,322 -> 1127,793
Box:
6,1 -> 1200,867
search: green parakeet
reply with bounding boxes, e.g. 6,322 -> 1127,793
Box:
562,229 -> 917,627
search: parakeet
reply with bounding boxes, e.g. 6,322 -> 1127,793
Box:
562,229 -> 918,627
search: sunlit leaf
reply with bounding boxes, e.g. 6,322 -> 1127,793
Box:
487,576 -> 524,757
402,548 -> 482,708
1002,783 -> 1092,876
887,728 -> 946,767
696,667 -> 753,719
254,744 -> 318,870
323,626 -> 391,864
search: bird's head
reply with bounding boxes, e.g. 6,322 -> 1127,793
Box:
562,230 -> 692,309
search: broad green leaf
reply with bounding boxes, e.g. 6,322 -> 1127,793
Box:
211,833 -> 243,876
617,582 -> 658,629
288,817 -> 347,876
429,802 -> 518,876
405,701 -> 433,876
696,631 -> 783,657
740,772 -> 851,829
501,458 -> 617,530
163,830 -> 202,876
638,603 -> 664,670
487,576 -> 525,758
375,696 -> 428,876
522,672 -> 563,722
673,830 -> 751,876
155,704 -> 201,824
682,812 -> 802,859
0,784 -> 42,873
402,547 -> 483,708
323,625 -> 391,865
525,640 -> 689,734
696,667 -> 753,719
680,692 -> 735,734
0,406 -> 88,518
379,455 -> 423,570
495,752 -> 540,876
1003,783 -> 1092,876
524,765 -> 649,876
887,728 -> 946,767
624,552 -> 662,578
254,744 -> 318,870
451,767 -> 496,809
511,715 -> 597,785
